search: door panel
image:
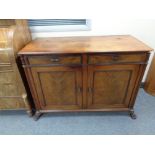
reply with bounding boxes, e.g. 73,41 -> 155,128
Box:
0,70 -> 19,96
87,64 -> 140,109
31,66 -> 82,110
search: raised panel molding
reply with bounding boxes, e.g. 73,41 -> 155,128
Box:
38,71 -> 77,106
31,66 -> 83,110
92,70 -> 132,106
87,64 -> 140,109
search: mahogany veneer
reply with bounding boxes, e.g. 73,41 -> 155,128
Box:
18,35 -> 153,120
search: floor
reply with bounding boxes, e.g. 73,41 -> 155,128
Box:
0,89 -> 155,135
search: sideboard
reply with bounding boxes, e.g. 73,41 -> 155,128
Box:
18,35 -> 153,120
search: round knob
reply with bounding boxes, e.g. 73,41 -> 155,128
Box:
50,58 -> 59,62
112,55 -> 119,61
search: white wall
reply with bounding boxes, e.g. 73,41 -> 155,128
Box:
31,19 -> 155,82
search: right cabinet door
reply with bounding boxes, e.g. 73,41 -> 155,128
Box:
87,64 -> 140,109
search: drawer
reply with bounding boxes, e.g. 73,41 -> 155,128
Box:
0,42 -> 11,65
28,55 -> 82,65
0,98 -> 25,109
88,53 -> 148,64
0,51 -> 11,65
0,71 -> 15,84
0,71 -> 18,96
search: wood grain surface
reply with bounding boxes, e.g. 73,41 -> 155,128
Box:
144,54 -> 155,96
19,35 -> 153,54
0,19 -> 33,114
19,35 -> 152,119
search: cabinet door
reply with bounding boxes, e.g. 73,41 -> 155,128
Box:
31,66 -> 82,110
87,64 -> 140,109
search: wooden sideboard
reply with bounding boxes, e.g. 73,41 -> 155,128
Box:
144,54 -> 155,96
18,35 -> 153,120
0,19 -> 33,116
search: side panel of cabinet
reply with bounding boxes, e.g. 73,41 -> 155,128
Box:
144,55 -> 155,96
87,64 -> 140,109
31,66 -> 83,110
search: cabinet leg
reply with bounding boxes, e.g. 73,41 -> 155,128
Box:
33,111 -> 42,121
129,109 -> 137,120
27,110 -> 33,117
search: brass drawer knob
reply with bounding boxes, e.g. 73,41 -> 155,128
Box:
50,58 -> 60,62
88,87 -> 93,93
77,87 -> 82,93
112,55 -> 119,61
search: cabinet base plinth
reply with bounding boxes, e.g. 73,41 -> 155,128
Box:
31,109 -> 138,121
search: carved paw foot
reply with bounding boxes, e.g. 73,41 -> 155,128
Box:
33,111 -> 42,121
27,110 -> 33,117
129,110 -> 137,120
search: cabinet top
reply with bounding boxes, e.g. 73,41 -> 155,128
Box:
19,35 -> 153,55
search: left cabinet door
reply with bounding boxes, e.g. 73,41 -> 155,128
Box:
31,66 -> 83,110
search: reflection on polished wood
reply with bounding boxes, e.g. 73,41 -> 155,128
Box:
20,35 -> 153,54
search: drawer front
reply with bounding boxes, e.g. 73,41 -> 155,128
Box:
0,51 -> 11,65
0,71 -> 15,84
88,53 -> 148,64
0,71 -> 19,96
0,98 -> 25,109
28,55 -> 82,65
